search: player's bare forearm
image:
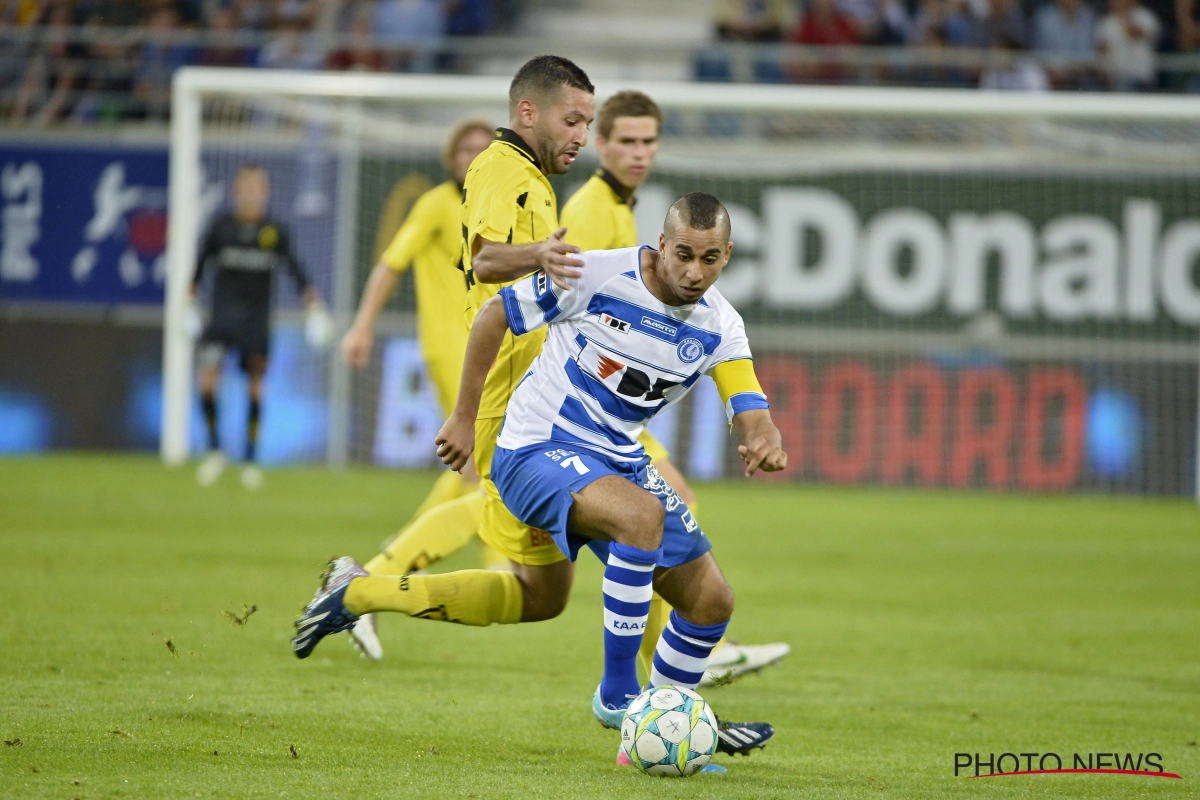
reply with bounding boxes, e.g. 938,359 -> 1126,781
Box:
435,295 -> 508,471
352,264 -> 399,330
472,229 -> 583,289
471,240 -> 546,283
733,409 -> 787,477
342,264 -> 398,368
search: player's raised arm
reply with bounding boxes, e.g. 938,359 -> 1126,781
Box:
435,295 -> 510,472
472,227 -> 583,289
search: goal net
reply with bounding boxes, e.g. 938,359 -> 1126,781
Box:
164,69 -> 1200,498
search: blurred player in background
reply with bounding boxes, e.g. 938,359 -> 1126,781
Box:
562,90 -> 790,687
339,120 -> 498,658
191,164 -> 322,490
342,125 -> 500,533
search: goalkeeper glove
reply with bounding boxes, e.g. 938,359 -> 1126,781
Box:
305,301 -> 336,351
183,300 -> 203,341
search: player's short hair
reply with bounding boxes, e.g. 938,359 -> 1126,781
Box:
509,55 -> 594,114
441,119 -> 494,174
596,91 -> 663,139
236,162 -> 267,177
667,192 -> 731,240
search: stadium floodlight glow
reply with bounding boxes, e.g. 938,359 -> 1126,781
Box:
164,67 -> 1200,500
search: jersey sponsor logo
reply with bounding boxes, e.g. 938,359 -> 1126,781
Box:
217,246 -> 276,272
597,356 -> 625,379
257,225 -> 278,249
587,294 -> 722,353
599,313 -> 630,334
640,316 -> 677,337
614,365 -> 680,402
677,337 -> 704,364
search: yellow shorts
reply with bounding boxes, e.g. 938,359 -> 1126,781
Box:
473,420 -> 672,567
639,429 -> 669,464
475,415 -> 566,566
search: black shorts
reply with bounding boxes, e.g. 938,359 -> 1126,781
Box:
200,317 -> 270,372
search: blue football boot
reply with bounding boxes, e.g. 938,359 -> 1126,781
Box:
292,557 -> 365,659
715,718 -> 774,755
591,684 -> 631,730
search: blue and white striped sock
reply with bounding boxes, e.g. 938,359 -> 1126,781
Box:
600,542 -> 661,709
650,610 -> 728,691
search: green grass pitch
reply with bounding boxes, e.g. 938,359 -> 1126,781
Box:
1,454 -> 1198,799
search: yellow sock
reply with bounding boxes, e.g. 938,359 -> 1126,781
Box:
639,593 -> 670,683
365,492 -> 484,575
409,470 -> 465,523
344,570 -> 522,626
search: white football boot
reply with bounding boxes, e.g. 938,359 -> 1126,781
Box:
349,613 -> 383,661
196,452 -> 227,487
240,465 -> 263,491
699,641 -> 791,687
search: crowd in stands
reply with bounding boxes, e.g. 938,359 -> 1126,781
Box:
3,0 -> 1200,125
709,0 -> 1198,90
1,0 -> 508,123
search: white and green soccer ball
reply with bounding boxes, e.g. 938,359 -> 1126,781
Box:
620,685 -> 718,777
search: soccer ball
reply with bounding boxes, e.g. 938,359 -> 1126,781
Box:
620,686 -> 719,777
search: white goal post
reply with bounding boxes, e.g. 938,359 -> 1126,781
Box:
163,67 -> 1200,499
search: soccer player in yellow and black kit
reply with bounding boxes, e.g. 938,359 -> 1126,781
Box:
294,56 -> 775,759
341,121 -> 497,552
563,91 -> 790,687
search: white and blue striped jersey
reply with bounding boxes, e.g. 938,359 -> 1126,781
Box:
496,246 -> 769,463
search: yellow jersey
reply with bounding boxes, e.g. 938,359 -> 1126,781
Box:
378,179 -> 470,415
462,128 -> 559,419
560,169 -> 638,251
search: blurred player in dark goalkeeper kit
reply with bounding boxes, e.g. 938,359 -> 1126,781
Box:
189,164 -> 329,490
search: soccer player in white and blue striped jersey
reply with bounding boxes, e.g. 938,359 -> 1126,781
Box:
435,193 -> 788,737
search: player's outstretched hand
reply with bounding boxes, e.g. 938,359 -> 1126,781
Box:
738,439 -> 787,478
536,228 -> 584,291
341,324 -> 373,370
435,413 -> 475,473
